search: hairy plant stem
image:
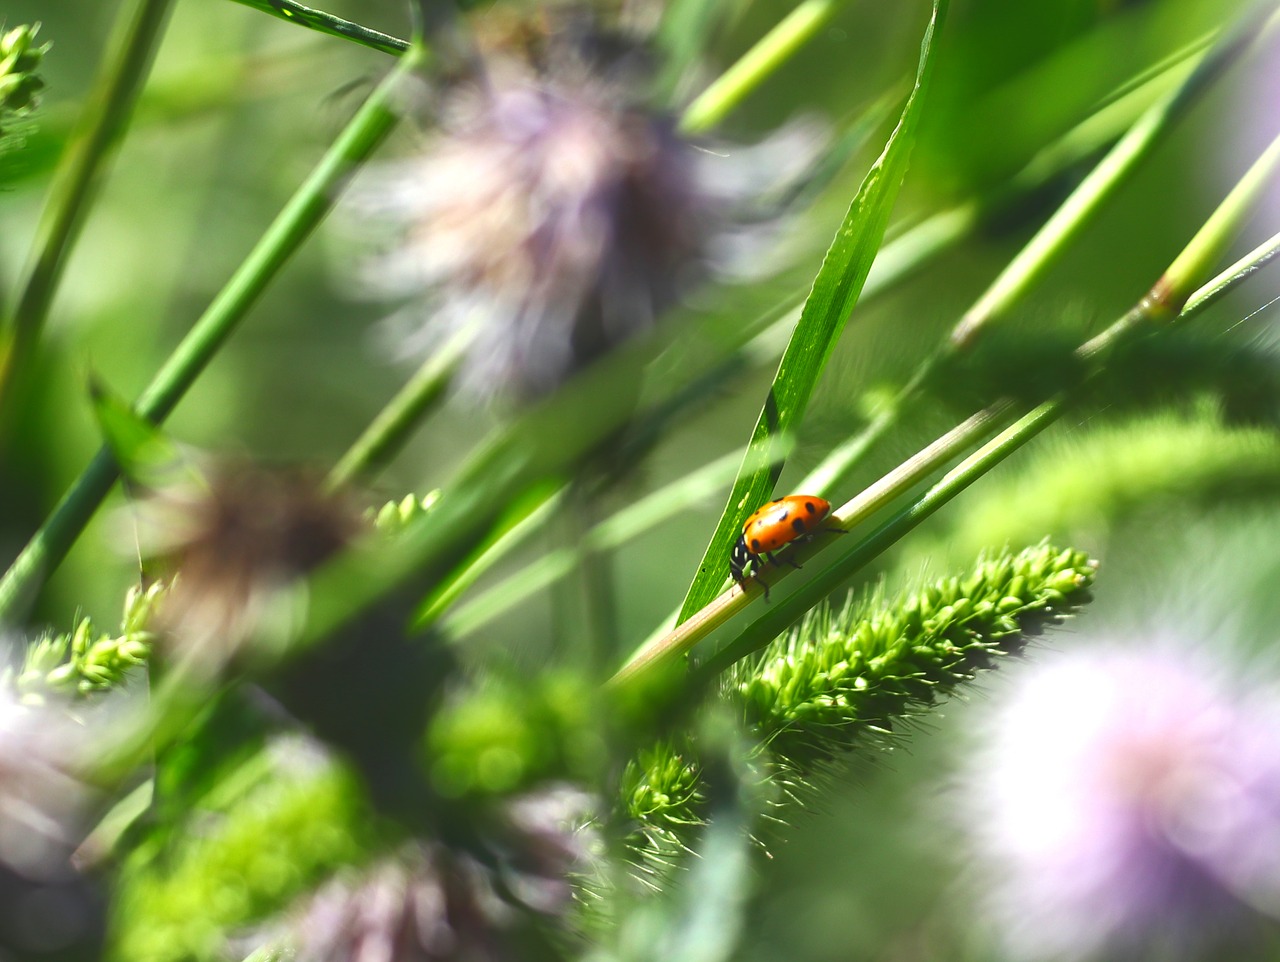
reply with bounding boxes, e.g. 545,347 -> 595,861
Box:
0,0 -> 175,425
0,47 -> 427,626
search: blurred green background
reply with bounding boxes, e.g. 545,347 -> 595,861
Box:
4,0 -> 1280,957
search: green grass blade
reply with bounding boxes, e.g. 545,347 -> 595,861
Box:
674,0 -> 948,622
225,0 -> 409,55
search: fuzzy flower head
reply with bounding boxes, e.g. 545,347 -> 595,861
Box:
959,642 -> 1280,960
139,462 -> 363,672
351,28 -> 779,401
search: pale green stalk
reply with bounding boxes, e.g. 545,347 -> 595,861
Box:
326,327 -> 471,490
951,3 -> 1279,346
679,0 -> 855,134
798,3 -> 1276,499
437,451 -> 747,637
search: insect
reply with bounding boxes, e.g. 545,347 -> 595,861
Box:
730,494 -> 835,599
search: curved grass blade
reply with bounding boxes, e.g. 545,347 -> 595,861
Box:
675,0 -> 948,622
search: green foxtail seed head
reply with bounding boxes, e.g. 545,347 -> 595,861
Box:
617,545 -> 1095,884
735,542 -> 1097,769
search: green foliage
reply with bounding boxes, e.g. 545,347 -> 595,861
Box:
621,740 -> 705,879
9,581 -> 164,702
620,544 -> 1095,881
2,0 -> 1279,959
931,412 -> 1280,564
735,542 -> 1096,767
425,671 -> 608,800
111,761 -> 375,962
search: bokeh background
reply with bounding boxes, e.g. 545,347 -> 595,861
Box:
4,0 -> 1280,957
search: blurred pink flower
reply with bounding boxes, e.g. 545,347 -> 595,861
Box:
346,29 -> 818,401
960,643 -> 1280,960
288,785 -> 598,962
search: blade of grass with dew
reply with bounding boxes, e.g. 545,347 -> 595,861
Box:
675,0 -> 947,623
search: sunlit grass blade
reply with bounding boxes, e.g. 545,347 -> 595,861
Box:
675,0 -> 948,623
679,0 -> 859,134
614,154 -> 1280,691
226,0 -> 409,55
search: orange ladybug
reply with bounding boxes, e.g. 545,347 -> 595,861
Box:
730,495 -> 833,598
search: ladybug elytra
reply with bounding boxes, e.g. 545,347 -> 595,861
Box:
730,494 -> 834,598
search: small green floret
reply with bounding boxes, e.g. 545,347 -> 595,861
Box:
8,581 -> 165,702
369,490 -> 439,533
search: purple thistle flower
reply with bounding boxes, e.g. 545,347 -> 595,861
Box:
959,643 -> 1280,960
346,28 -> 809,402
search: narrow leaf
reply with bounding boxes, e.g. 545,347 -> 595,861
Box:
676,0 -> 948,621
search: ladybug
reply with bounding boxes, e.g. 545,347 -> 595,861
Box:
730,495 -> 834,598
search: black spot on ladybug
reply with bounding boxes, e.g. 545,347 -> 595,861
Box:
750,538 -> 762,551
804,501 -> 818,515
791,517 -> 807,534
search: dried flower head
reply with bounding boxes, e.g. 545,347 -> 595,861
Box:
139,462 -> 363,671
288,786 -> 597,962
348,26 -> 786,401
959,642 -> 1280,960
